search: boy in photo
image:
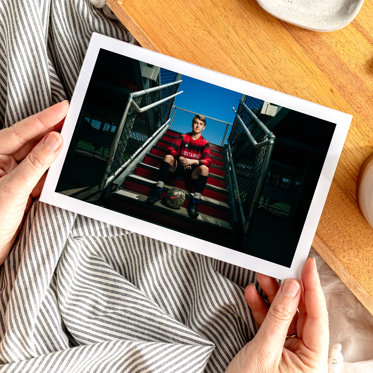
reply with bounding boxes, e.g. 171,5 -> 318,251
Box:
147,114 -> 211,218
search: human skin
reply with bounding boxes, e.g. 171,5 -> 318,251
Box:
225,257 -> 329,373
0,101 -> 69,265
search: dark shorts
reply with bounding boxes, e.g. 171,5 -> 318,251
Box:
173,160 -> 197,178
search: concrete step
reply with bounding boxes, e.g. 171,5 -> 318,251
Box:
112,189 -> 231,228
124,173 -> 229,206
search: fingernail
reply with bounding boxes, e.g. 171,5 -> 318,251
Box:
282,280 -> 300,297
44,132 -> 62,151
313,257 -> 318,273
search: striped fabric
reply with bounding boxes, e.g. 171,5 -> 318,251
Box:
0,1 -> 257,372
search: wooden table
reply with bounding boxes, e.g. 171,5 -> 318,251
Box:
108,0 -> 373,314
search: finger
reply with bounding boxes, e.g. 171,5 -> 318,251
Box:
13,137 -> 41,162
296,279 -> 306,338
0,155 -> 18,176
31,173 -> 47,198
0,101 -> 69,154
13,117 -> 65,161
5,132 -> 63,196
245,283 -> 268,328
257,273 -> 280,304
300,258 -> 329,358
255,279 -> 300,355
287,310 -> 298,337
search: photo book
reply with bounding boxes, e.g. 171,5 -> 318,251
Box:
41,33 -> 352,279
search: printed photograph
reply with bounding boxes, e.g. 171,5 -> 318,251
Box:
56,49 -> 336,268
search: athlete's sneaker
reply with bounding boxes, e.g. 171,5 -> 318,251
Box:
146,187 -> 162,204
187,199 -> 199,219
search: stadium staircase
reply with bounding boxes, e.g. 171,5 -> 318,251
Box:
106,129 -> 233,247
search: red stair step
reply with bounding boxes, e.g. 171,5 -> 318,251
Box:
210,149 -> 224,160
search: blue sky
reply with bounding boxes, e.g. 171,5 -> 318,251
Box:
172,75 -> 242,124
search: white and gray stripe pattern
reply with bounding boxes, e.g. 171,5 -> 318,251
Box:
0,1 -> 257,372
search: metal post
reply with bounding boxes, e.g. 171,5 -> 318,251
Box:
131,80 -> 182,98
225,149 -> 238,228
227,144 -> 246,229
244,139 -> 275,234
100,96 -> 132,190
110,119 -> 172,189
221,122 -> 230,145
131,91 -> 183,113
169,106 -> 177,130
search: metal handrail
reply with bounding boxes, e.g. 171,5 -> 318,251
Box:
131,80 -> 183,112
225,154 -> 238,228
231,100 -> 277,233
101,80 -> 183,190
240,101 -> 274,137
232,107 -> 275,148
132,80 -> 182,98
104,119 -> 171,189
226,144 -> 246,229
132,91 -> 182,113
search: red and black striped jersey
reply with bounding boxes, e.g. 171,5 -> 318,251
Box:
167,133 -> 211,167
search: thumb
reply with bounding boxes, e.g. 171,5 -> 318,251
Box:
6,132 -> 63,195
255,279 -> 300,355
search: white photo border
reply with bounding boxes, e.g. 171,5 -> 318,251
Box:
40,32 -> 352,280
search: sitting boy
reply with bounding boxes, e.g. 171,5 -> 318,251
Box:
147,114 -> 211,218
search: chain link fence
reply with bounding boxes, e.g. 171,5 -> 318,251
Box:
101,72 -> 181,189
169,106 -> 232,146
228,97 -> 275,231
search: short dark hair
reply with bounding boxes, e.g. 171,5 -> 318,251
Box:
193,114 -> 206,126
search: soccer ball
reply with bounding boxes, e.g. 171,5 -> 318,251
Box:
165,188 -> 186,209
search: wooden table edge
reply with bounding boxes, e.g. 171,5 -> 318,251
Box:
108,0 -> 158,51
313,234 -> 373,315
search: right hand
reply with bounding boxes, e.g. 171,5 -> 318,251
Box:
225,258 -> 329,373
179,156 -> 191,170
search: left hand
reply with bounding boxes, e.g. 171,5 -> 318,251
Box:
0,101 -> 69,265
225,257 -> 329,373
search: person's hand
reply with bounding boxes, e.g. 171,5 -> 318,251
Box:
179,157 -> 194,169
0,101 -> 69,265
179,156 -> 187,168
226,257 -> 329,373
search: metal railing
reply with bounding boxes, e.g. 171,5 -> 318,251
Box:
228,98 -> 276,233
225,144 -> 246,230
110,119 -> 171,190
100,81 -> 183,190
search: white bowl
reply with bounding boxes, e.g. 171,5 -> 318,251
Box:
256,0 -> 365,32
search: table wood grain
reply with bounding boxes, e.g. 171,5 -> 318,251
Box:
107,0 -> 373,314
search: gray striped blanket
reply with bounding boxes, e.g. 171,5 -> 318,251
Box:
0,1 -> 256,372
